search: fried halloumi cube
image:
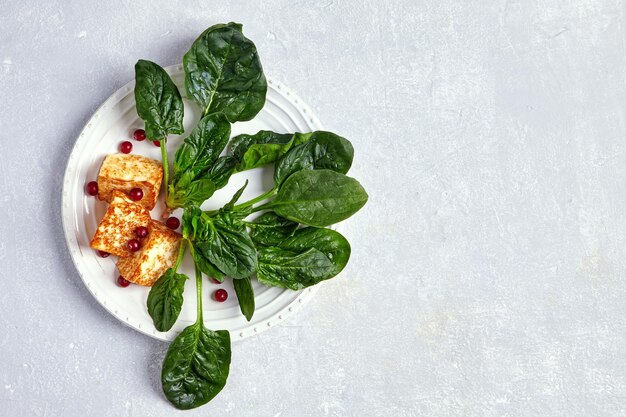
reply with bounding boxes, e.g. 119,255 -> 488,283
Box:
90,191 -> 151,257
97,154 -> 163,210
116,220 -> 182,286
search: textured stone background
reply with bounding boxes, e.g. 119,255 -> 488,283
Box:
1,0 -> 626,416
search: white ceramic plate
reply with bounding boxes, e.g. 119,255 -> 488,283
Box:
62,65 -> 324,342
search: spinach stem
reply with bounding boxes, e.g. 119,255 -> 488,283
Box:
232,187 -> 277,211
191,245 -> 203,323
160,139 -> 170,205
173,240 -> 187,270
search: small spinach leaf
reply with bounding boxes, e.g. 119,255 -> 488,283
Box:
233,277 -> 255,321
147,269 -> 188,332
268,169 -> 368,227
274,132 -> 354,185
230,131 -> 294,171
256,227 -> 351,290
183,22 -> 267,122
248,212 -> 298,246
134,60 -> 184,140
161,322 -> 231,410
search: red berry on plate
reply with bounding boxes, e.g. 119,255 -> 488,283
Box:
117,275 -> 131,287
211,278 -> 221,284
165,216 -> 180,230
214,289 -> 228,302
153,140 -> 161,147
127,239 -> 141,252
97,250 -> 110,258
85,181 -> 98,196
128,188 -> 143,201
134,226 -> 149,239
133,129 -> 146,141
119,141 -> 133,154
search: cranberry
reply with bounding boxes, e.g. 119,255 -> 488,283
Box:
117,275 -> 131,287
165,216 -> 180,230
127,239 -> 141,252
97,250 -> 110,258
128,188 -> 143,201
85,181 -> 98,196
119,141 -> 133,154
211,278 -> 221,284
214,289 -> 228,302
134,226 -> 149,239
153,140 -> 161,147
133,129 -> 146,141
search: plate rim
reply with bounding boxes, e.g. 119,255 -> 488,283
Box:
61,65 -> 325,342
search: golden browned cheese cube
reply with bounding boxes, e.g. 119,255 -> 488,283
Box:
97,154 -> 163,210
117,220 -> 182,286
90,191 -> 151,257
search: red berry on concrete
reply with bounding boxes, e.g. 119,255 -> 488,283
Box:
119,141 -> 133,154
86,181 -> 98,196
165,217 -> 180,230
153,140 -> 161,147
128,188 -> 143,201
214,289 -> 228,302
127,239 -> 140,252
117,276 -> 131,287
133,129 -> 146,141
134,226 -> 149,239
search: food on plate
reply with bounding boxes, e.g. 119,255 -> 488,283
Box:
83,22 -> 368,410
89,191 -> 151,257
96,154 -> 163,210
117,220 -> 182,286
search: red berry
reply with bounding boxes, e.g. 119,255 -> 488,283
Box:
214,289 -> 228,302
134,226 -> 149,239
97,250 -> 110,258
117,275 -> 131,287
127,239 -> 141,252
119,141 -> 133,154
211,278 -> 221,284
133,129 -> 146,141
85,181 -> 98,196
165,216 -> 180,230
128,188 -> 143,201
153,140 -> 161,147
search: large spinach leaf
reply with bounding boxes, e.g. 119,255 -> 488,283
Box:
248,212 -> 298,246
267,169 -> 368,227
147,269 -> 188,332
134,60 -> 184,140
161,322 -> 231,410
256,227 -> 351,290
233,276 -> 255,321
183,22 -> 267,122
274,131 -> 353,185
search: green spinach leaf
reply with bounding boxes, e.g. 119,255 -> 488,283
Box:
230,131 -> 294,171
274,131 -> 353,185
266,169 -> 368,227
161,322 -> 231,410
233,277 -> 255,321
248,212 -> 298,246
147,269 -> 188,332
183,22 -> 267,122
256,227 -> 351,290
134,60 -> 184,140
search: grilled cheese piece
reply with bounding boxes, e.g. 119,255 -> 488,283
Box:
97,154 -> 163,210
90,191 -> 151,257
117,220 -> 182,286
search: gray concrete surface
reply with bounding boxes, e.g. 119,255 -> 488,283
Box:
2,0 -> 626,416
